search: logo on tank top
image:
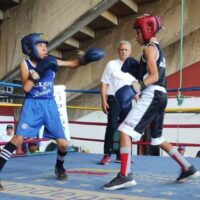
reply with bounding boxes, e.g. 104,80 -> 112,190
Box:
33,81 -> 53,97
35,81 -> 53,90
21,123 -> 28,130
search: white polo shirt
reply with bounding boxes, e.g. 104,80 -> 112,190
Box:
101,59 -> 136,95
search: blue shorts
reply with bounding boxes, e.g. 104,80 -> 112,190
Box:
16,98 -> 66,139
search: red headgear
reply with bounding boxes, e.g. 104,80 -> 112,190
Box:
133,14 -> 162,43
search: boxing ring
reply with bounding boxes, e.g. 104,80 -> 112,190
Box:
0,82 -> 200,200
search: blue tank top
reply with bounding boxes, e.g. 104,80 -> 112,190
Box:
25,59 -> 55,99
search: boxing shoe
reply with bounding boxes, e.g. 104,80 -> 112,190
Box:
99,154 -> 111,165
103,172 -> 137,190
176,165 -> 200,183
55,165 -> 68,180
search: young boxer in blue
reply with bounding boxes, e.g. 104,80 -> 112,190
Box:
0,33 -> 104,189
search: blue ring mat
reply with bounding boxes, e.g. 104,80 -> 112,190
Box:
0,152 -> 200,200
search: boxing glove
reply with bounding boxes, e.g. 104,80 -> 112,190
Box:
121,57 -> 140,78
29,55 -> 58,83
115,85 -> 136,111
79,47 -> 104,65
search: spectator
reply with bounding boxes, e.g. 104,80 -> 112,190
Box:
0,125 -> 14,149
3,125 -> 14,141
28,140 -> 39,153
177,145 -> 186,156
22,138 -> 39,153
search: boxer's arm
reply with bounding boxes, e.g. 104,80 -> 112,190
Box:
57,48 -> 104,68
20,61 -> 34,93
143,45 -> 159,85
57,59 -> 80,68
131,45 -> 158,93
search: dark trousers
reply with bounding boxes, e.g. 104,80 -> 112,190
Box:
104,96 -> 120,155
104,95 -> 131,155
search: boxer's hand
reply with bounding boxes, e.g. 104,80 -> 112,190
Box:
29,56 -> 58,84
132,80 -> 146,93
79,47 -> 104,65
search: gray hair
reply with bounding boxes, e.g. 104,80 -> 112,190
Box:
118,40 -> 132,49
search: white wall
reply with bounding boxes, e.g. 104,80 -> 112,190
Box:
161,97 -> 200,157
69,111 -> 106,154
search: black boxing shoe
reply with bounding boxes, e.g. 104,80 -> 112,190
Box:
103,172 -> 137,190
176,165 -> 200,183
55,165 -> 68,180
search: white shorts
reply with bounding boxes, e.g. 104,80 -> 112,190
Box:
118,85 -> 167,145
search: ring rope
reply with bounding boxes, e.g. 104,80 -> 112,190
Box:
0,136 -> 199,148
1,120 -> 200,128
0,133 -> 199,147
179,0 -> 184,92
176,0 -> 185,106
0,102 -> 199,113
177,0 -> 185,146
0,119 -> 199,151
0,81 -> 199,93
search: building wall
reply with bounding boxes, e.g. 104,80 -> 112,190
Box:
0,0 -> 102,78
1,0 -> 200,92
167,61 -> 200,97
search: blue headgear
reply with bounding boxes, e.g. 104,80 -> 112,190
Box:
21,33 -> 48,60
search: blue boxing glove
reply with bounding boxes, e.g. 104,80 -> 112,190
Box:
29,55 -> 58,84
115,85 -> 136,112
121,57 -> 140,78
79,47 -> 104,65
122,57 -> 146,93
